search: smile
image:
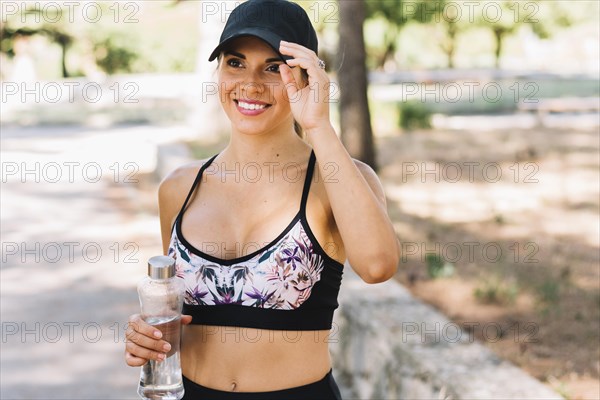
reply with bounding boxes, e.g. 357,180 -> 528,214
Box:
238,101 -> 268,110
234,100 -> 272,116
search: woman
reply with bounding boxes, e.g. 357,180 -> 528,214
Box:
124,0 -> 400,398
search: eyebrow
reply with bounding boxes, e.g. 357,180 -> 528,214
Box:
223,50 -> 282,63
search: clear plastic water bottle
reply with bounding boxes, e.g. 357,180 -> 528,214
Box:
137,255 -> 185,400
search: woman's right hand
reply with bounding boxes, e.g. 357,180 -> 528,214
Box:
124,313 -> 192,367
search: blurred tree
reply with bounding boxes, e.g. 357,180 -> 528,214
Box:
2,1 -> 196,77
365,0 -> 440,70
528,1 -> 574,40
339,0 -> 376,169
438,1 -> 459,68
431,0 -> 575,69
19,7 -> 73,77
45,28 -> 73,78
482,1 -> 574,68
478,1 -> 572,69
1,24 -> 73,78
422,0 -> 472,69
92,36 -> 138,74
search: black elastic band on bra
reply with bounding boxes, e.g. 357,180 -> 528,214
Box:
300,149 -> 316,215
174,149 -> 315,236
172,152 -> 220,233
183,302 -> 334,330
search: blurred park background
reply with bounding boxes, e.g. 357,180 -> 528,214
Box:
1,1 -> 599,399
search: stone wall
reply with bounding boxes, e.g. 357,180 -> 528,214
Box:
330,265 -> 564,400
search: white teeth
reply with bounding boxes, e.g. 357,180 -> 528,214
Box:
237,101 -> 267,110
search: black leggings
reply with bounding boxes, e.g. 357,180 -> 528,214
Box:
182,369 -> 343,400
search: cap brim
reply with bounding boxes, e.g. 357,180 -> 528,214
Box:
208,29 -> 291,62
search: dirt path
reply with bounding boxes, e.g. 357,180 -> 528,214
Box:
378,126 -> 600,400
1,124 -> 166,399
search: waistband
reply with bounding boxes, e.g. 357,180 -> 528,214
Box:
182,368 -> 341,400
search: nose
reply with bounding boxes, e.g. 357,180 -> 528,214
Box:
239,69 -> 265,100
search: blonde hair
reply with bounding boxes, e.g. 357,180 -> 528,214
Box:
293,120 -> 304,138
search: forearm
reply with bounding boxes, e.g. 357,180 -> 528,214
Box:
306,124 -> 400,282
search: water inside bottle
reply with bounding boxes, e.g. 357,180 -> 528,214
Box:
138,315 -> 184,400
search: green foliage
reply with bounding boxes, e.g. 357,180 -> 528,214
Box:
474,275 -> 519,305
530,1 -> 576,39
425,253 -> 455,279
365,0 -> 440,24
1,1 -> 198,77
363,0 -> 590,69
398,101 -> 432,130
364,0 -> 440,70
537,279 -> 561,304
93,37 -> 138,74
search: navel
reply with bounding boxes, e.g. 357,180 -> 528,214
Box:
230,381 -> 237,391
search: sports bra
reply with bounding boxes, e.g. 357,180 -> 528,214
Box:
167,149 -> 345,331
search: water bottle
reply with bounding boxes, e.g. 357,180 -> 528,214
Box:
137,255 -> 185,400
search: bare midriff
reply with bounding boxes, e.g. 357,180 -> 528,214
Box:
180,324 -> 333,392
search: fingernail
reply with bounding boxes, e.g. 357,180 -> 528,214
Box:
154,331 -> 162,338
163,343 -> 171,352
158,353 -> 165,360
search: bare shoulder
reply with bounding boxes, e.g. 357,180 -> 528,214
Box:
158,158 -> 210,220
352,158 -> 387,207
159,160 -> 206,196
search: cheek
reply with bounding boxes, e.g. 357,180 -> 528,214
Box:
276,85 -> 293,107
217,83 -> 228,104
217,75 -> 238,102
273,81 -> 287,103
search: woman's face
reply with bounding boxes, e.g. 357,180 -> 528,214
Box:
217,36 -> 304,136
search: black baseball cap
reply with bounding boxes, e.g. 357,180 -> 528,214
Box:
208,0 -> 318,62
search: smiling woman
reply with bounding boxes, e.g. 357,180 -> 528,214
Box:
124,0 -> 400,399
217,39 -> 301,137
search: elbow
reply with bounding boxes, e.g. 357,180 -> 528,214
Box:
361,254 -> 399,284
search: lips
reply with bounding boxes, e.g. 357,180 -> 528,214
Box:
234,99 -> 272,116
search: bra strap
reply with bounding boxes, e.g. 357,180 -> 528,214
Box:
175,153 -> 220,224
300,149 -> 316,213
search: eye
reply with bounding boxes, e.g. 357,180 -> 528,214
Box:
267,64 -> 281,72
226,58 -> 243,68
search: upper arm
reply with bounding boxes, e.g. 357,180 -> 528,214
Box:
353,159 -> 387,209
158,161 -> 204,255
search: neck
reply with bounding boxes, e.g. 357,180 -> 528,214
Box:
221,125 -> 310,165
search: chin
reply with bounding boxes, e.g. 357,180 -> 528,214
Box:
232,121 -> 270,136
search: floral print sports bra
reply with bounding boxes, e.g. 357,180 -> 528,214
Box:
167,149 -> 344,331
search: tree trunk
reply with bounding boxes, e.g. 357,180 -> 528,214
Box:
338,0 -> 377,170
446,22 -> 457,69
60,43 -> 68,78
378,23 -> 398,70
493,27 -> 503,69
